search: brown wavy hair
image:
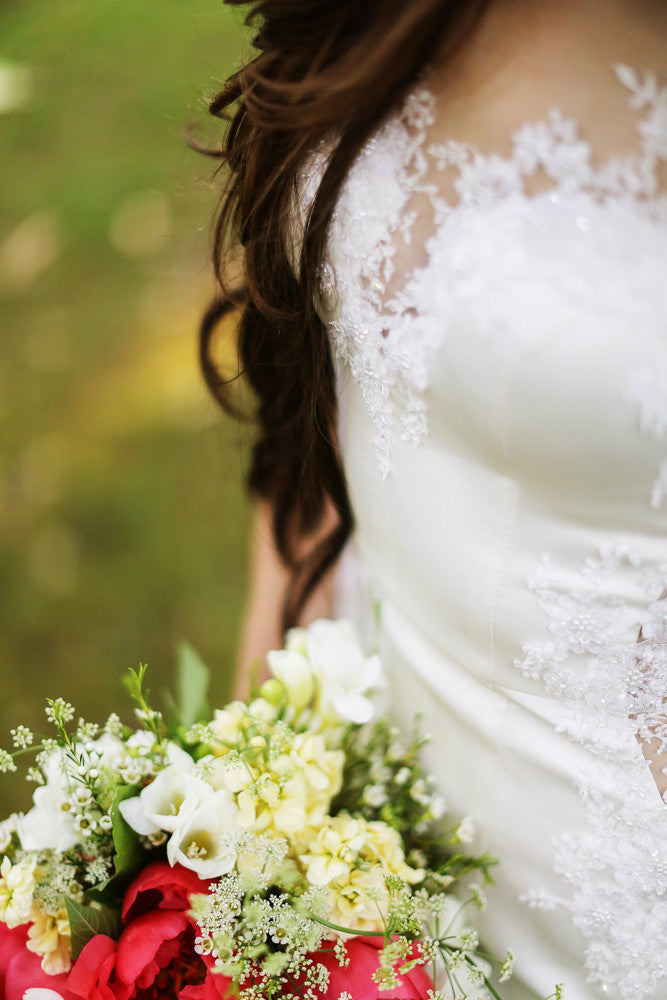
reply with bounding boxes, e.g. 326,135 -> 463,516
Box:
200,0 -> 488,630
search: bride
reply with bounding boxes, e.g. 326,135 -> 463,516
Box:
200,1 -> 667,997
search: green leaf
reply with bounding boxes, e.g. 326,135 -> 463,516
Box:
175,642 -> 210,728
122,663 -> 149,706
65,897 -> 122,961
110,785 -> 143,878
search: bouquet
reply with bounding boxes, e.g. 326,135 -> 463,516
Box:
0,619 -> 552,1000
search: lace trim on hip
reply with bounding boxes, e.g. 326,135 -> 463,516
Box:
516,544 -> 667,999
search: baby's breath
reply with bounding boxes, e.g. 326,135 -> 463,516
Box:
75,720 -> 99,742
45,697 -> 75,726
470,885 -> 487,911
35,739 -> 58,771
499,949 -> 515,982
84,856 -> 110,886
465,963 -> 485,986
10,726 -> 33,750
373,962 -> 400,991
104,712 -> 123,738
0,749 -> 17,773
185,721 -> 212,745
33,858 -> 80,914
447,949 -> 466,972
456,928 -> 479,953
334,936 -> 349,967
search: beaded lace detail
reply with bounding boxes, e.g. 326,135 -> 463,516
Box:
516,546 -> 667,998
310,65 -> 667,476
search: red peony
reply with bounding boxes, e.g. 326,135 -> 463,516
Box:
0,924 -> 27,995
65,861 -> 234,1000
0,863 -> 233,1000
66,934 -> 132,1000
1,922 -> 70,1000
120,861 -> 212,925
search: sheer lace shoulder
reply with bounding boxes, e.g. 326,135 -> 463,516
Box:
300,64 -> 667,476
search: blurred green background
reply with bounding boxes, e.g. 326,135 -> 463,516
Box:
0,1 -> 253,813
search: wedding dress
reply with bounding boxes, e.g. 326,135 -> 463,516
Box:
299,64 -> 667,999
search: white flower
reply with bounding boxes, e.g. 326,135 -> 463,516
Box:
167,790 -> 240,878
17,750 -> 78,852
430,795 -> 446,820
363,784 -> 388,808
125,730 -> 159,754
89,732 -> 125,770
293,619 -> 384,725
409,779 -> 430,806
23,991 -> 65,1000
119,746 -> 208,836
267,648 -> 315,713
0,855 -> 37,927
247,697 -> 279,724
0,813 -> 21,853
456,816 -> 476,844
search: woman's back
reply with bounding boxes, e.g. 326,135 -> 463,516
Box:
311,2 -> 667,996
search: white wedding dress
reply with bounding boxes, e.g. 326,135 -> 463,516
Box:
299,64 -> 667,999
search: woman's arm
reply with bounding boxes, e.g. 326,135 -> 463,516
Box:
234,499 -> 338,699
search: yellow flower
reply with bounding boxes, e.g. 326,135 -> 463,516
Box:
360,821 -> 424,884
208,702 -> 251,754
294,733 -> 344,802
233,733 -> 344,838
299,814 -> 423,932
300,815 -> 368,886
324,865 -> 388,931
0,855 -> 37,928
209,699 -> 279,757
26,908 -> 72,974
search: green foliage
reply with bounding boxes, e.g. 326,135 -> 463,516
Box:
123,664 -> 164,742
65,897 -> 122,961
109,785 -> 143,879
175,642 -> 211,728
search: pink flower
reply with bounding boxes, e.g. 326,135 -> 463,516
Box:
66,862 -> 233,1000
1,922 -> 69,1000
66,935 -> 132,1000
316,935 -> 434,999
120,861 -> 210,924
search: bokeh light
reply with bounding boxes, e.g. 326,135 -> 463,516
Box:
0,1 -> 252,812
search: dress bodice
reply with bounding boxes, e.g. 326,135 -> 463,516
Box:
301,65 -> 667,998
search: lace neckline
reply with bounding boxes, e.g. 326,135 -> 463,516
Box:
319,63 -> 667,477
423,64 -> 667,209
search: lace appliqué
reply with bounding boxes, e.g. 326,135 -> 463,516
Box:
316,88 -> 439,477
517,544 -> 667,999
322,65 -> 667,476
